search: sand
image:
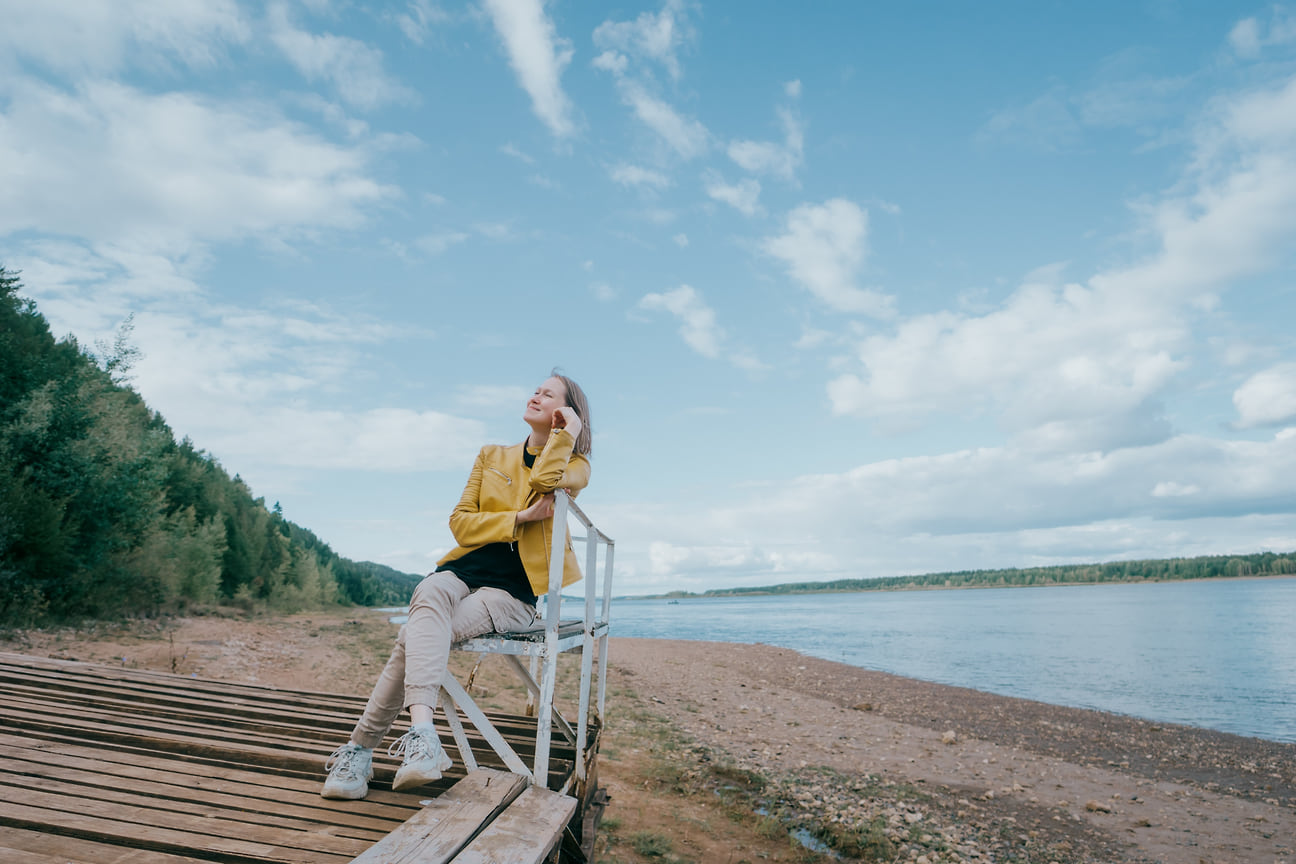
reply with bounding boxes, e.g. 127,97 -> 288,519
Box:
609,637 -> 1295,864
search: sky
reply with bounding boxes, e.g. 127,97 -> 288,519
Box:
3,1 -> 1296,597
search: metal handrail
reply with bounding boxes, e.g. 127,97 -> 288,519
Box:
531,488 -> 614,788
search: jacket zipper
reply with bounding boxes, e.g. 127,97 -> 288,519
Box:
487,467 -> 512,484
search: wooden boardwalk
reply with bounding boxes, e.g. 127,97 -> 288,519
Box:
0,652 -> 597,863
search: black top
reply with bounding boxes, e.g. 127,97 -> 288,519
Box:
435,446 -> 539,605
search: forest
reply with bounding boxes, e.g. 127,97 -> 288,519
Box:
0,266 -> 420,626
666,550 -> 1296,598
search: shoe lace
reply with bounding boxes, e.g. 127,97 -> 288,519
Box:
326,744 -> 364,779
388,728 -> 436,762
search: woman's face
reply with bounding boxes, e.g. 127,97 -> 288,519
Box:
524,376 -> 569,427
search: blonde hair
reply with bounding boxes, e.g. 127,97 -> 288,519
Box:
551,370 -> 592,456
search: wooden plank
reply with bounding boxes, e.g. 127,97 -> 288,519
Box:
0,800 -> 357,864
0,825 -> 212,863
0,733 -> 419,813
1,738 -> 416,821
0,762 -> 389,841
0,786 -> 369,857
0,745 -> 411,830
0,678 -> 358,737
0,657 -> 366,716
349,769 -> 527,864
0,661 -> 366,710
0,701 -> 345,777
451,785 -> 577,864
0,847 -> 96,864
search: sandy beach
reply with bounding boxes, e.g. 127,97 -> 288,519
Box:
4,611 -> 1292,863
609,637 -> 1295,864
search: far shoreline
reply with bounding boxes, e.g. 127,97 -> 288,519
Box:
621,570 -> 1296,601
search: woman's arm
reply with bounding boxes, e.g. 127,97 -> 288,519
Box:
447,449 -> 522,547
529,426 -> 590,495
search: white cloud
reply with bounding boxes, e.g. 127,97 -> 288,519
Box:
1076,75 -> 1189,130
1235,363 -> 1296,428
782,432 -> 1296,536
613,428 -> 1296,588
828,71 -> 1296,450
390,0 -> 448,45
1152,481 -> 1200,498
500,142 -> 535,163
1228,9 -> 1296,59
976,87 -> 1082,152
218,406 -> 484,472
728,93 -> 804,181
0,0 -> 248,76
672,233 -> 688,247
417,231 -> 470,254
591,50 -> 628,76
481,0 -> 576,138
763,199 -> 893,316
474,221 -> 513,240
0,78 -> 398,250
704,174 -> 761,216
1201,73 -> 1296,160
1231,18 -> 1263,58
269,5 -> 415,111
456,384 -> 532,411
729,136 -> 795,179
620,81 -> 710,159
592,0 -> 690,81
794,325 -> 833,350
826,277 -> 1188,449
610,164 -> 671,188
15,249 -> 472,475
639,284 -> 723,358
591,3 -> 708,160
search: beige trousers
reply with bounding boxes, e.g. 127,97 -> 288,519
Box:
350,570 -> 537,749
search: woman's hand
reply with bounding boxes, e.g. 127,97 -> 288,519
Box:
516,493 -> 555,525
551,406 -> 582,441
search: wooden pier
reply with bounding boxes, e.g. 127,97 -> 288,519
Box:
0,651 -> 603,863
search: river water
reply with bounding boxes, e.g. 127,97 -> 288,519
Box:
610,577 -> 1296,743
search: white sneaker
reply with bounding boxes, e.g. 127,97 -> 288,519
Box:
320,742 -> 373,799
389,724 -> 452,791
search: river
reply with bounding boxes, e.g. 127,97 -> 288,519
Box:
610,577 -> 1296,743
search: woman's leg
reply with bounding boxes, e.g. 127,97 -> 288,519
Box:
326,572 -> 471,798
348,624 -> 413,749
400,571 -> 473,713
452,586 -> 539,638
344,571 -> 468,747
352,576 -> 536,745
388,581 -> 537,790
322,613 -> 423,799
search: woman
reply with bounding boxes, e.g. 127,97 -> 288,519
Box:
321,371 -> 592,799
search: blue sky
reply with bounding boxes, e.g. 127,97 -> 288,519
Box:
4,1 -> 1296,595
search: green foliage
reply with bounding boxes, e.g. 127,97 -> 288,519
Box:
811,816 -> 895,861
628,830 -> 674,857
0,265 -> 421,625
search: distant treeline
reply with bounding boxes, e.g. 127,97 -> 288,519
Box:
1,266 -> 421,626
656,551 -> 1296,599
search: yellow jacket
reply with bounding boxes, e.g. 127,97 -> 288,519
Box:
436,427 -> 591,597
